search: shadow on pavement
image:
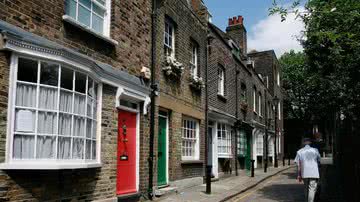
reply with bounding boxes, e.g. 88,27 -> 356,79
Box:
257,184 -> 304,202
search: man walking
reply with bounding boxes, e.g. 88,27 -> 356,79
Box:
295,138 -> 321,202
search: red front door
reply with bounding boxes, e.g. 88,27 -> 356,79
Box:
117,109 -> 137,195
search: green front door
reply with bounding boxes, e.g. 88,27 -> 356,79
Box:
157,116 -> 167,186
245,132 -> 252,170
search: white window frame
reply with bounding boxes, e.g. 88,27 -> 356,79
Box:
1,54 -> 103,170
258,93 -> 262,116
164,20 -> 175,58
64,0 -> 111,37
278,102 -> 281,120
256,134 -> 263,156
277,71 -> 280,86
217,123 -> 232,158
181,117 -> 200,161
217,67 -> 225,96
190,42 -> 198,78
253,88 -> 257,113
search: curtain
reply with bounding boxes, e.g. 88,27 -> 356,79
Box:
36,135 -> 55,158
59,113 -> 72,136
72,138 -> 84,159
37,112 -> 57,134
86,119 -> 92,138
60,90 -> 72,112
58,137 -> 71,159
74,94 -> 85,115
73,116 -> 85,137
86,140 -> 91,159
16,84 -> 37,107
13,135 -> 34,159
39,87 -> 58,110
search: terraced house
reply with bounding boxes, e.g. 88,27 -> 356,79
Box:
0,0 -> 152,201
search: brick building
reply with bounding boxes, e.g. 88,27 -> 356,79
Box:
152,0 -> 209,191
0,0 -> 152,201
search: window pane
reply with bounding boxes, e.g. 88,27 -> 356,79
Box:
61,67 -> 73,90
86,119 -> 92,138
78,5 -> 91,27
36,135 -> 56,159
92,121 -> 97,139
86,139 -> 91,159
92,14 -> 104,33
74,94 -> 86,115
40,62 -> 59,86
87,78 -> 94,97
60,90 -> 73,112
92,140 -> 96,159
87,98 -> 93,117
94,0 -> 105,6
58,137 -> 71,159
75,72 -> 86,93
93,101 -> 97,119
65,0 -> 77,18
79,0 -> 91,8
59,113 -> 72,136
39,87 -> 58,110
13,135 -> 34,159
72,138 -> 84,159
73,116 -> 85,137
93,3 -> 105,16
15,109 -> 35,133
17,58 -> 38,83
16,83 -> 37,107
37,111 -> 57,134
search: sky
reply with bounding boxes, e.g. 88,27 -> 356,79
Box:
203,0 -> 304,57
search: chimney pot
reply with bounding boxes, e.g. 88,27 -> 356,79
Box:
228,16 -> 244,26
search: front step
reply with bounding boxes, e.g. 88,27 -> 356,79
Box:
154,186 -> 178,197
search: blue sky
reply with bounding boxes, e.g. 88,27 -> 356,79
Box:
203,0 -> 304,56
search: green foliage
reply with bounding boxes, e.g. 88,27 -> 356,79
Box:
273,0 -> 360,121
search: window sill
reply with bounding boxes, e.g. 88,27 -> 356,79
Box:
181,160 -> 203,165
0,161 -> 102,170
217,94 -> 227,102
218,154 -> 232,159
62,15 -> 118,46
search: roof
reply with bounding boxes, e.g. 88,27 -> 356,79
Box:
0,20 -> 149,94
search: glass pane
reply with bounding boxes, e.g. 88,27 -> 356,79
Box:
39,87 -> 58,110
93,3 -> 105,16
93,101 -> 97,119
72,138 -> 84,159
87,97 -> 93,117
37,111 -> 57,134
73,116 -> 85,137
92,13 -> 104,33
59,113 -> 72,136
65,0 -> 77,18
79,0 -> 91,8
75,72 -> 86,93
87,78 -> 93,97
92,140 -> 96,160
86,140 -> 91,159
74,94 -> 86,115
13,135 -> 34,159
58,137 -> 71,159
15,109 -> 35,133
40,62 -> 59,86
17,58 -> 38,83
95,0 -> 105,6
78,5 -> 91,27
92,121 -> 97,139
36,135 -> 55,159
16,83 -> 36,107
60,90 -> 73,112
86,119 -> 92,138
61,67 -> 73,90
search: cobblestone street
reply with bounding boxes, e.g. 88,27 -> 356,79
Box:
228,167 -> 304,202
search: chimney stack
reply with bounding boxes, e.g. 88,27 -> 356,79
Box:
226,15 -> 247,56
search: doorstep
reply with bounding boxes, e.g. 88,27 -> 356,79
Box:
154,186 -> 178,197
117,192 -> 141,202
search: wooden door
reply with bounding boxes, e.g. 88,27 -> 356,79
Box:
157,116 -> 167,186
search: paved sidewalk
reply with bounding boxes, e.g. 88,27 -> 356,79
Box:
153,165 -> 294,202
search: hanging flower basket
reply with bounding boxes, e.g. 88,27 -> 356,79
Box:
189,76 -> 205,91
162,56 -> 184,79
240,101 -> 248,111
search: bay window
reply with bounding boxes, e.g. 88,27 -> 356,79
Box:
181,117 -> 200,160
65,0 -> 109,35
217,123 -> 231,158
10,56 -> 100,164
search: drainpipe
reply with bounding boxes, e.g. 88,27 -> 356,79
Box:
264,91 -> 268,173
205,31 -> 212,195
149,0 -> 158,199
235,69 -> 240,176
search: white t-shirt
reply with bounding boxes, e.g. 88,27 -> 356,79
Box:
294,145 -> 321,178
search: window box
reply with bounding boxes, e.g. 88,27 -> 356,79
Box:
162,56 -> 184,79
63,15 -> 118,46
189,76 -> 205,91
181,160 -> 203,165
240,101 -> 248,111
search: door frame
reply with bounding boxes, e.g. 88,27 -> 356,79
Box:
210,120 -> 218,178
158,112 -> 169,186
117,102 -> 140,194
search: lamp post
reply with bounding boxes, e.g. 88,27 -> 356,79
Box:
273,96 -> 280,168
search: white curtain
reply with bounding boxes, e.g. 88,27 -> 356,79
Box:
87,97 -> 93,117
86,140 -> 91,159
39,87 -> 58,110
37,112 -> 57,134
74,94 -> 85,115
13,135 -> 34,159
86,119 -> 92,138
60,90 -> 73,112
16,84 -> 36,107
36,135 -> 55,158
72,138 -> 84,159
59,113 -> 72,136
92,140 -> 96,160
58,137 -> 71,159
73,116 -> 85,137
